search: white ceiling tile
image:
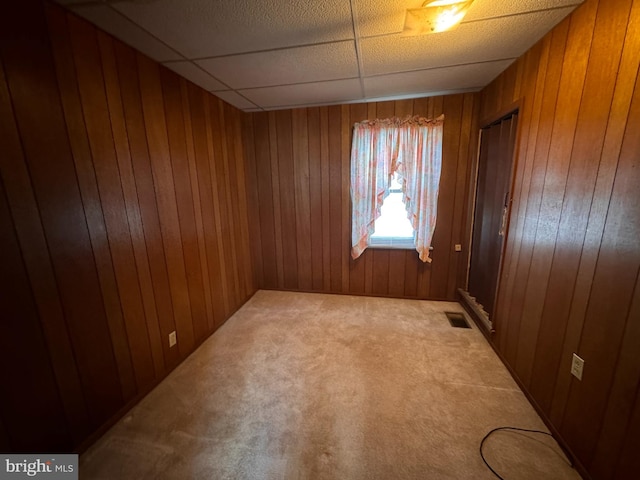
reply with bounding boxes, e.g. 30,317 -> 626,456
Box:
214,91 -> 259,110
240,79 -> 363,109
354,0 -> 582,38
111,0 -> 354,59
364,59 -> 514,98
361,7 -> 575,76
163,61 -> 227,92
196,41 -> 359,90
464,0 -> 583,22
355,0 -> 422,38
55,0 -> 583,110
70,4 -> 182,62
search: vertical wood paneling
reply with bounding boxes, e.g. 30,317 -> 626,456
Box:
0,176 -> 71,451
447,93 -> 475,297
47,7 -> 138,408
188,85 -> 225,327
307,108 -> 324,291
217,101 -> 243,307
293,109 -> 312,291
615,375 -> 640,478
98,31 -> 165,381
0,0 -> 255,453
503,34 -> 553,369
492,42 -> 545,356
4,7 -> 93,445
527,0 -> 599,412
242,113 -> 264,290
160,69 -> 208,345
1,2 -> 123,427
68,15 -> 156,391
276,110 -> 299,289
180,80 -> 215,332
254,112 -> 278,289
328,105 -> 343,292
113,39 -> 179,369
341,104 -> 351,294
480,0 -> 640,477
320,107 -> 332,292
204,95 -> 233,318
560,2 -> 636,459
268,112 -> 285,289
245,94 -> 479,300
213,99 -> 242,310
230,107 -> 254,301
513,21 -> 569,386
430,94 -> 463,299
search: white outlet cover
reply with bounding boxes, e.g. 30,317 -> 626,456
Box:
169,331 -> 177,347
571,353 -> 584,381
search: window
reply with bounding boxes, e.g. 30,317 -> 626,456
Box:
350,115 -> 443,262
369,173 -> 415,248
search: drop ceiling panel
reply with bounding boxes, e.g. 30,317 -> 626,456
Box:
197,41 -> 359,90
55,0 -> 585,111
240,79 -> 363,109
70,4 -> 182,62
464,0 -> 582,22
364,59 -> 514,98
111,0 -> 355,59
214,91 -> 259,110
355,0 -> 582,38
360,7 -> 575,76
163,61 -> 227,92
355,0 -> 425,38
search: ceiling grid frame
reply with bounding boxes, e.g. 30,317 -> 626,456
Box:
56,0 -> 584,111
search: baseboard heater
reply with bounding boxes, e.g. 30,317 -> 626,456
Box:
457,288 -> 494,334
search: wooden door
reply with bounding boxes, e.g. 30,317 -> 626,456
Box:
467,112 -> 518,322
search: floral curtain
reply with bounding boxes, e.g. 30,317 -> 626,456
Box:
350,114 -> 444,262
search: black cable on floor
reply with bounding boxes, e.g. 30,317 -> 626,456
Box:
479,426 -> 573,480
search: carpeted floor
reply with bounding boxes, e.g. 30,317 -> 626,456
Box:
80,290 -> 582,479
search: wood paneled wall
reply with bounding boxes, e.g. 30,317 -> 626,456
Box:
480,0 -> 640,478
0,1 -> 253,452
243,94 -> 479,300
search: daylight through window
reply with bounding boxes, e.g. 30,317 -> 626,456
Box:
350,115 -> 444,262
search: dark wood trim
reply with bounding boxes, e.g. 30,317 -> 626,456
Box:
479,99 -> 521,129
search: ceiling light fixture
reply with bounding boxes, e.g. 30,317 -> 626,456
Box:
403,0 -> 475,36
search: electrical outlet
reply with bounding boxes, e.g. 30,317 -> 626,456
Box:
454,244 -> 462,252
571,353 -> 584,381
169,331 -> 177,348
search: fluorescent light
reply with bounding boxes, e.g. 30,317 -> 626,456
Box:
403,0 -> 474,35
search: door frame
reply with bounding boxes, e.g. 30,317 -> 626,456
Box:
460,100 -> 521,335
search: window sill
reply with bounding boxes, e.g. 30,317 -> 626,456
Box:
368,238 -> 434,251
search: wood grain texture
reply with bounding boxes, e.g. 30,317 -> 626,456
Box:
480,0 -> 640,477
0,0 -> 254,453
244,95 -> 479,299
0,20 -> 91,445
1,2 -> 123,428
0,174 -> 72,451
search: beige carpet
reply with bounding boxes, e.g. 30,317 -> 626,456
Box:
80,290 -> 581,480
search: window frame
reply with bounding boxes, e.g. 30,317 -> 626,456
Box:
368,178 -> 416,250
